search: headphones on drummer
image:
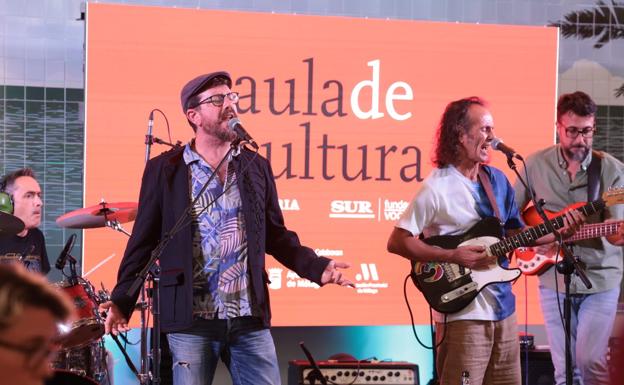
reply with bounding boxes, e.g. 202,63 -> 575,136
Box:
0,180 -> 14,215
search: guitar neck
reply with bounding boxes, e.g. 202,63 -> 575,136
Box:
489,199 -> 606,256
570,220 -> 624,242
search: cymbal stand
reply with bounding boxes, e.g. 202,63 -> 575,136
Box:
106,219 -> 132,237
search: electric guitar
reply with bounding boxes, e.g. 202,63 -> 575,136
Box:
410,188 -> 624,314
515,203 -> 624,275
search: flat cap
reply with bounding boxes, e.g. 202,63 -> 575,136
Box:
180,71 -> 232,112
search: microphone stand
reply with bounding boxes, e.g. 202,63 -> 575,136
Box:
508,154 -> 591,385
66,253 -> 79,286
126,139 -> 242,385
138,113 -> 183,384
153,137 -> 182,149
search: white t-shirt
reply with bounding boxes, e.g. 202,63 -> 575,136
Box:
396,166 -> 512,322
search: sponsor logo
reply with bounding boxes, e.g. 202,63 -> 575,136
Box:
383,199 -> 409,221
268,268 -> 283,290
354,263 -> 389,294
285,270 -> 320,289
329,200 -> 375,219
314,248 -> 344,257
279,198 -> 300,211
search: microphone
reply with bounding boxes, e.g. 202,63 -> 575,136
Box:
55,233 -> 77,270
491,138 -> 523,160
145,110 -> 154,163
228,118 -> 259,150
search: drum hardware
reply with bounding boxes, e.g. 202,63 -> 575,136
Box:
105,219 -> 132,237
56,200 -> 138,230
56,199 -> 142,383
57,276 -> 105,349
53,277 -> 110,384
45,369 -> 99,385
50,339 -> 108,385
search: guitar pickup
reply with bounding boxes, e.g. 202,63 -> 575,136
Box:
441,282 -> 479,303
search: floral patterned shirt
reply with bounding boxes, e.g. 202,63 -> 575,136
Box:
183,143 -> 253,319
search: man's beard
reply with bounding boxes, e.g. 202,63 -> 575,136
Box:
204,120 -> 237,142
564,145 -> 590,162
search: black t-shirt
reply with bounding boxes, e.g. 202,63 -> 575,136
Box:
0,228 -> 50,274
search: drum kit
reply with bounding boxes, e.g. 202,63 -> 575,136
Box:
46,200 -> 138,385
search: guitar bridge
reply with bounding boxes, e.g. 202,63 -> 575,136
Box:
441,281 -> 479,303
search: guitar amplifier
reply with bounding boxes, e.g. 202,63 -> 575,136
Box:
288,360 -> 419,385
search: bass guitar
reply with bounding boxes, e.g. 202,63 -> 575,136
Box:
515,203 -> 624,275
410,188 -> 624,314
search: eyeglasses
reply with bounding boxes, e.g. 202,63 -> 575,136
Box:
0,337 -> 57,370
559,124 -> 596,139
193,92 -> 239,108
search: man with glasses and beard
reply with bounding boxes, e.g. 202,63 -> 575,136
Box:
0,263 -> 73,385
514,91 -> 624,385
99,71 -> 353,385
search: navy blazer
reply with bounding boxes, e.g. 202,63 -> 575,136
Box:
111,146 -> 330,333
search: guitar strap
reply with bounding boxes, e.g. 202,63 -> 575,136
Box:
587,150 -> 603,221
587,150 -> 602,202
478,165 -> 503,225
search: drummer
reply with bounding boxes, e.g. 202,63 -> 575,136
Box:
0,168 -> 50,274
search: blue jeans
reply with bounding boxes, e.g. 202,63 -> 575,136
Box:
539,286 -> 619,385
166,321 -> 281,385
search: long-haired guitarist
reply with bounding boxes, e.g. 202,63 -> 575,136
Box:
387,97 -> 583,385
514,91 -> 624,385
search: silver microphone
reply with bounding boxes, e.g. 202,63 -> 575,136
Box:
228,118 -> 259,150
491,138 -> 523,160
145,111 -> 154,163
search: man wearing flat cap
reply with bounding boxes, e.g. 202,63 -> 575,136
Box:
100,71 -> 353,385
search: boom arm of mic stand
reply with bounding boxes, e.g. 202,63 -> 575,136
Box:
67,254 -> 79,285
153,136 -> 182,149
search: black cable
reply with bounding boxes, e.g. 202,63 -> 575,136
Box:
402,273 -> 445,350
150,108 -> 172,144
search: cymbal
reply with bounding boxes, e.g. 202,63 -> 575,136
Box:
0,211 -> 25,236
56,201 -> 138,229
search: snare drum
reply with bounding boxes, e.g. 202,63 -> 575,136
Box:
57,278 -> 105,348
51,339 -> 108,384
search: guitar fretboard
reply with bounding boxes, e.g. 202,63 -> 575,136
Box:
570,220 -> 624,242
489,199 -> 606,256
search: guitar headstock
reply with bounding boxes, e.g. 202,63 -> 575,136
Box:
603,187 -> 624,207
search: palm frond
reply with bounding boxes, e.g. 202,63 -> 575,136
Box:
615,83 -> 624,97
549,0 -> 624,49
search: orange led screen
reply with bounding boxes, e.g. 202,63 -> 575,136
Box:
85,3 -> 558,326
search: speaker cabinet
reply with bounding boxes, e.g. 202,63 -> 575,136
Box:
520,348 -> 555,385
